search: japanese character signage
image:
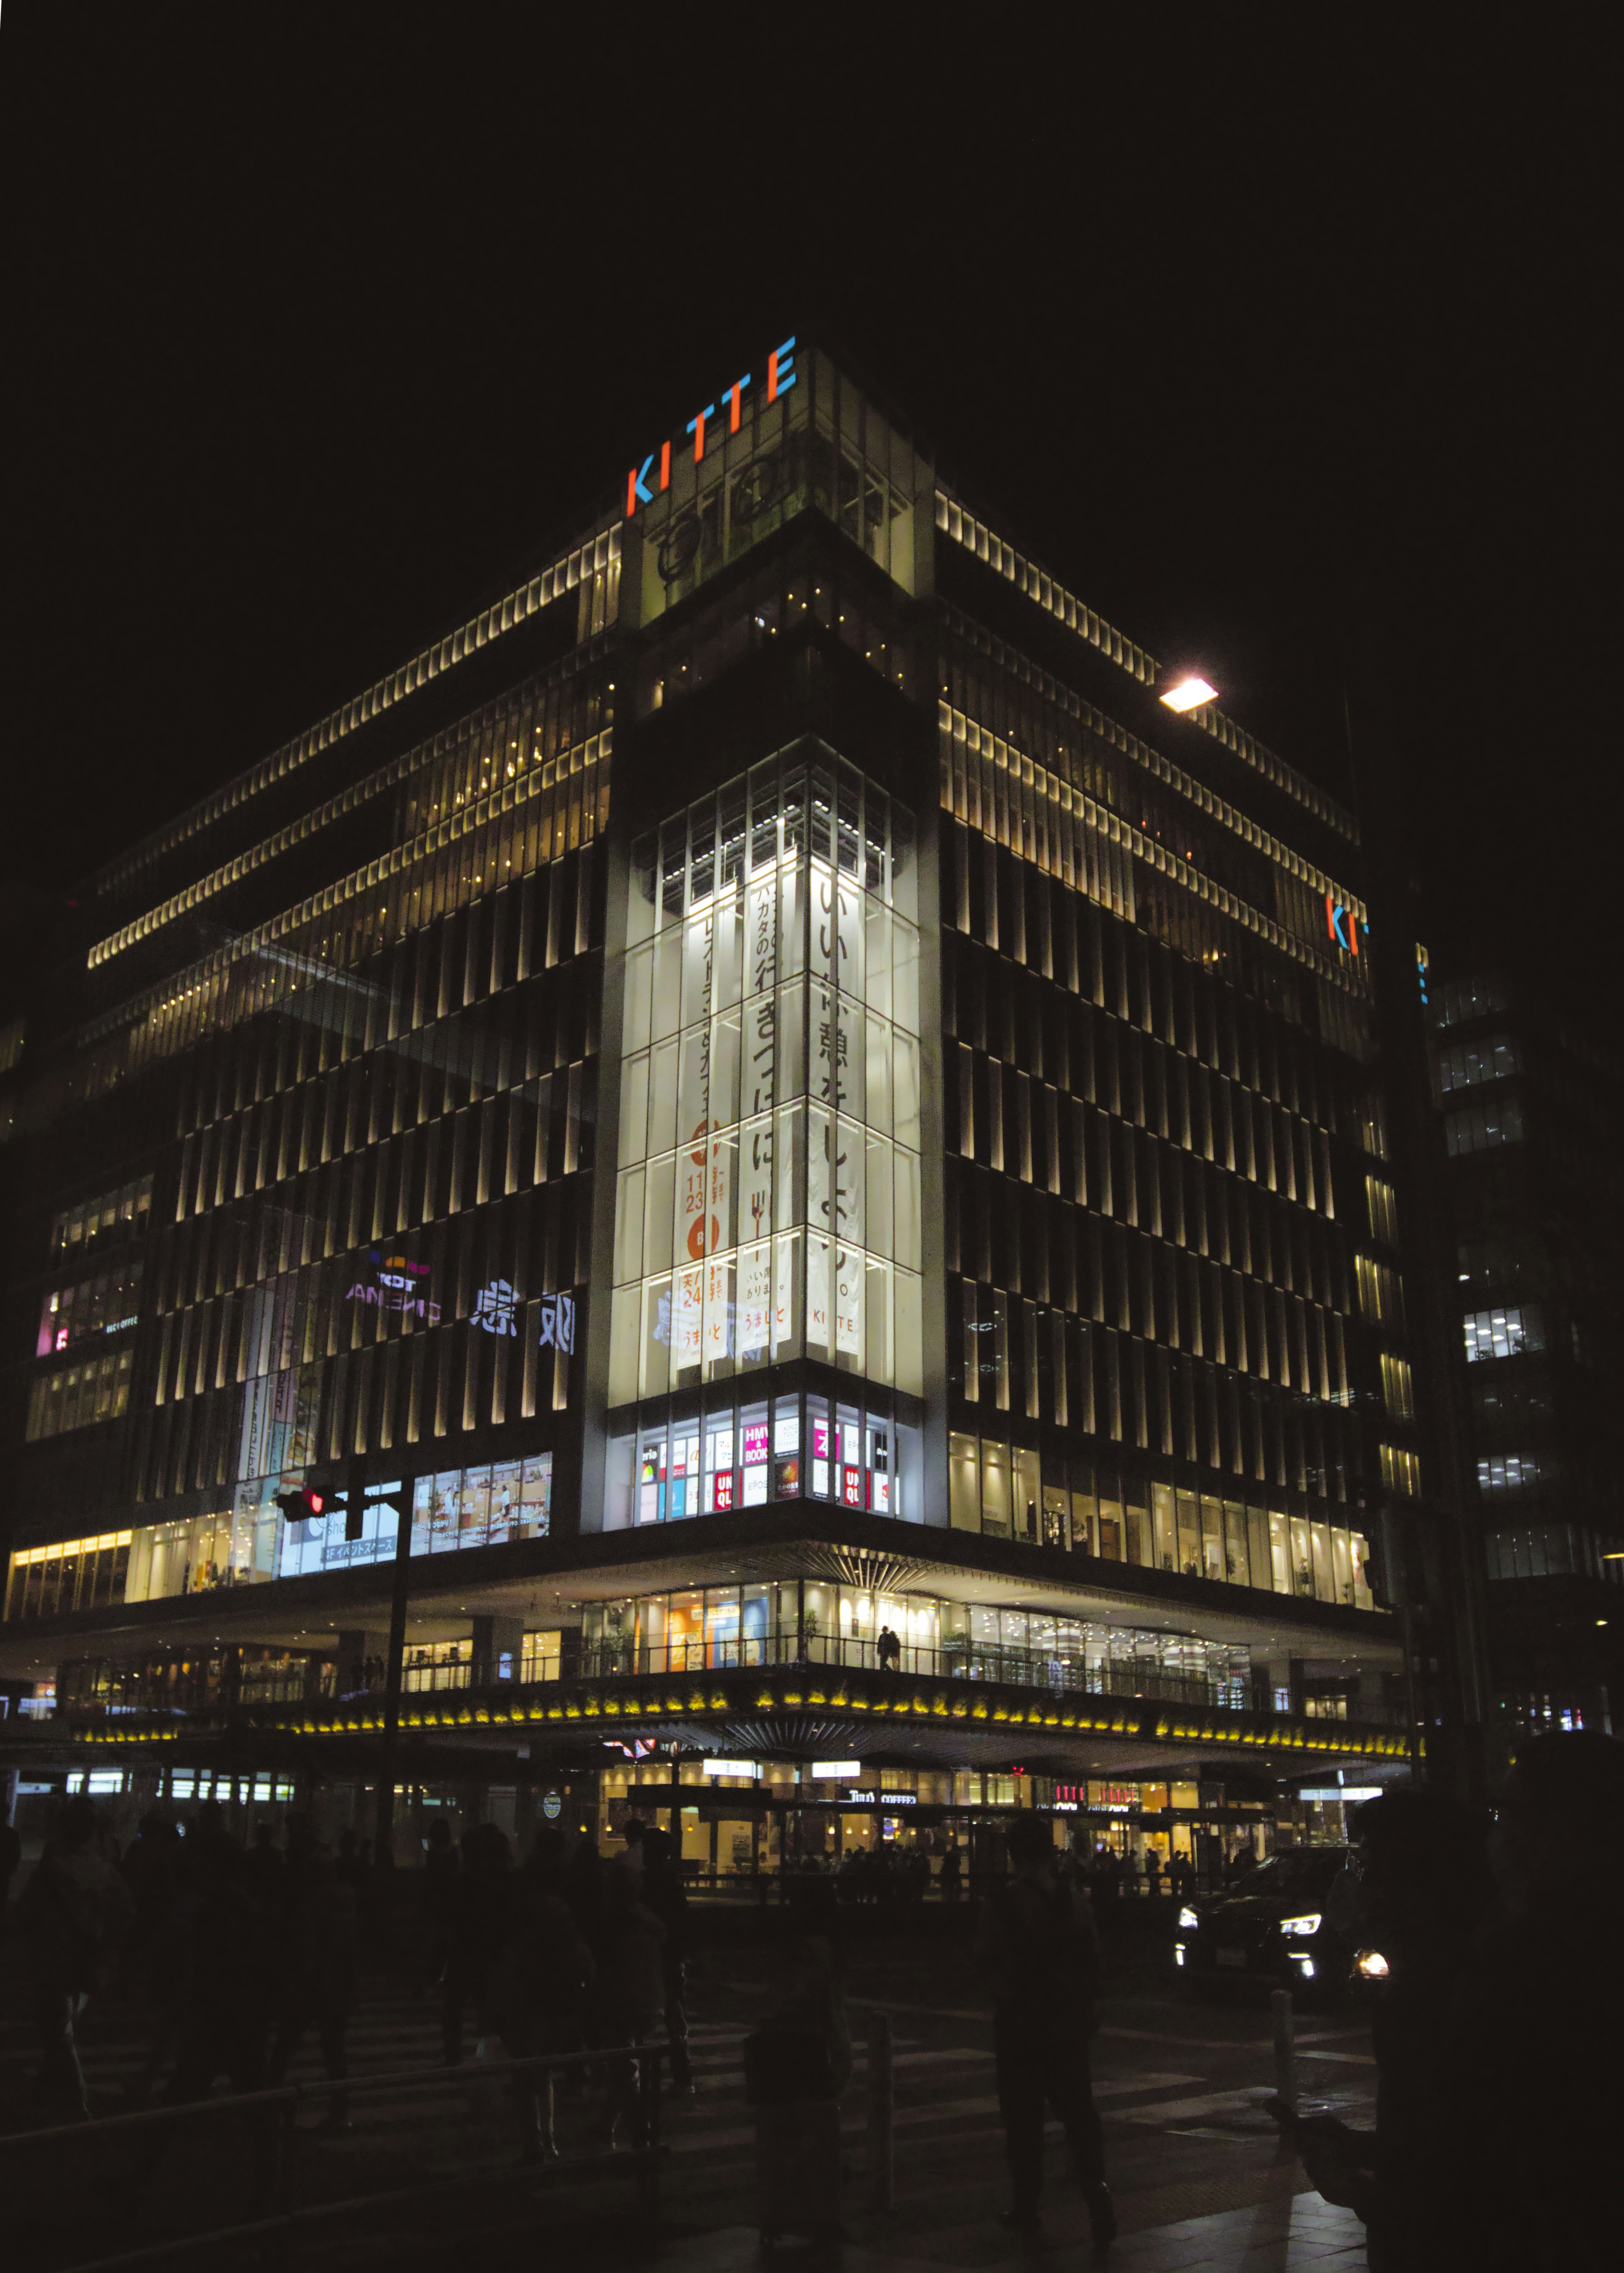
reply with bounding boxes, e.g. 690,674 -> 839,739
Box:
472,1279 -> 521,1336
538,1293 -> 576,1354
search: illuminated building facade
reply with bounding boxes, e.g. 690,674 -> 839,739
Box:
0,338 -> 1423,1870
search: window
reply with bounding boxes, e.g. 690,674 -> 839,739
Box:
38,1259 -> 143,1357
1380,1353 -> 1415,1423
1431,977 -> 1507,1029
25,1347 -> 133,1441
49,1175 -> 154,1261
1365,1177 -> 1399,1246
407,1458 -> 551,1556
1436,1034 -> 1520,1095
1458,1239 -> 1522,1289
1356,1255 -> 1404,1328
1463,1305 -> 1543,1363
5,1532 -> 132,1620
607,752 -> 922,1404
1380,1442 -> 1422,1498
1477,1453 -> 1554,1496
1484,1524 -> 1590,1581
1445,1095 -> 1525,1156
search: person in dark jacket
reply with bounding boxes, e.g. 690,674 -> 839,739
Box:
976,1811 -> 1113,2245
638,1826 -> 694,2089
269,1839 -> 359,2130
441,1823 -> 517,2066
16,1797 -> 133,2118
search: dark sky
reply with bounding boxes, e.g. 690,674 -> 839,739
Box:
2,10 -> 1609,1008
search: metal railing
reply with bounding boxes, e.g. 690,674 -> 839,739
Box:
582,1635 -> 1251,1709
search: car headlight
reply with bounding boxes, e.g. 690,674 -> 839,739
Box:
1173,1943 -> 1186,1967
1178,1904 -> 1199,1930
1355,1948 -> 1390,1981
1280,1912 -> 1322,1938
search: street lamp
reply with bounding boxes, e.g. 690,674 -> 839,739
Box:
1159,675 -> 1217,714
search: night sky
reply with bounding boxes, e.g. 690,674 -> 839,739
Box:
2,12 -> 1607,1010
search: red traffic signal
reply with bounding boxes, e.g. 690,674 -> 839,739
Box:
273,1485 -> 333,1521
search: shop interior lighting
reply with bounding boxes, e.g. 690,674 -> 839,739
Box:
1159,675 -> 1217,713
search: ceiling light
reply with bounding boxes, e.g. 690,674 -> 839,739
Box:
1160,675 -> 1217,713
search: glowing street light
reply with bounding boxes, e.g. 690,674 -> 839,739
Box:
1159,675 -> 1217,713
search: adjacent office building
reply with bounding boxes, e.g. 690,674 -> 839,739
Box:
1424,966 -> 1623,1739
0,337 -> 1425,1874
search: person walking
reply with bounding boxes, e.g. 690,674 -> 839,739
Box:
16,1796 -> 133,2119
939,1842 -> 963,1904
592,1861 -> 666,2145
1143,1847 -> 1162,1899
441,1823 -> 518,2066
269,1839 -> 359,2131
638,1826 -> 695,2091
511,1829 -> 595,2156
977,1811 -> 1113,2246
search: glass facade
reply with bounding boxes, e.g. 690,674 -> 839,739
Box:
581,1582 -> 1254,1704
609,749 -> 922,1401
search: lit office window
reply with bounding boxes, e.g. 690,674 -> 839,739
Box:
1430,977 -> 1507,1029
1436,1035 -> 1520,1094
1355,1255 -> 1404,1329
1445,1095 -> 1526,1156
1463,1305 -> 1544,1363
1477,1452 -> 1553,1496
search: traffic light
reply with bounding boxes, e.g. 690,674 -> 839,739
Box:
274,1484 -> 342,1523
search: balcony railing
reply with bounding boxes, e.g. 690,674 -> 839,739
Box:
579,1635 -> 1251,1711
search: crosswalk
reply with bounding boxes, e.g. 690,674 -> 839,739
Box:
0,1973 -> 1374,2194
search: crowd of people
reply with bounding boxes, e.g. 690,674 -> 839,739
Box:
2,1728 -> 1619,2268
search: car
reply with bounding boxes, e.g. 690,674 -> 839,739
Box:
1173,1845 -> 1356,2002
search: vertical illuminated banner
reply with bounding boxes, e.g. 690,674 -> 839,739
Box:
809,856 -> 864,1365
736,863 -> 778,1361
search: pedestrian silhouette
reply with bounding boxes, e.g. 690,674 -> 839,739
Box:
16,1795 -> 132,2118
977,1811 -> 1113,2246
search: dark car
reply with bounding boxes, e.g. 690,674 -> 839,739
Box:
1174,1845 -> 1355,2001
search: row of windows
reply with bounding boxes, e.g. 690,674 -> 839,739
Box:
937,613 -> 1355,939
1446,1095 -> 1526,1156
140,1282 -> 575,1509
943,1433 -> 1374,1606
950,1078 -> 1344,1319
1437,1033 -> 1520,1095
167,869 -> 597,1189
3,1454 -> 558,1622
933,494 -> 1356,843
50,1175 -> 154,1261
37,1259 -> 143,1357
606,1392 -> 919,1528
1429,976 -> 1506,1030
1464,1304 -> 1543,1362
155,1176 -> 587,1414
1478,1453 -> 1555,1496
1484,1524 -> 1622,1584
941,864 -> 1352,1136
952,1296 -> 1364,1502
91,645 -> 611,976
584,1580 -> 1255,1696
950,1028 -> 1339,1240
77,727 -> 609,1109
91,521 -> 618,912
941,700 -> 1358,1001
953,1208 -> 1353,1399
25,1348 -> 133,1442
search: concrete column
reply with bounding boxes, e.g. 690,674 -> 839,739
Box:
471,1614 -> 526,1687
